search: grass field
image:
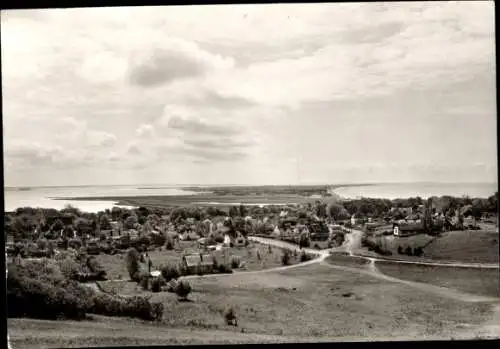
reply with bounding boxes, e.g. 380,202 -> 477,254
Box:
423,230 -> 499,264
364,230 -> 498,264
59,194 -> 319,208
8,261 -> 497,347
326,253 -> 370,267
376,262 -> 500,298
95,242 -> 300,280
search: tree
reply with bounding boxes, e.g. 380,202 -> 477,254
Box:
126,248 -> 141,281
111,207 -> 122,221
281,250 -> 291,265
327,203 -> 350,221
74,218 -> 93,237
299,232 -> 310,248
99,214 -> 112,230
175,280 -> 192,301
13,214 -> 37,240
239,204 -> 247,217
229,206 -> 239,218
124,215 -> 138,230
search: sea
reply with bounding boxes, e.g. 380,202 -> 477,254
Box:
3,185 -> 197,213
333,182 -> 497,200
3,182 -> 497,213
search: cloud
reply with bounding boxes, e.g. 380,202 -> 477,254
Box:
128,39 -> 235,87
1,3 -> 496,186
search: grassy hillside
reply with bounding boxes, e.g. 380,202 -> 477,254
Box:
366,230 -> 499,264
8,262 -> 496,347
376,262 -> 500,298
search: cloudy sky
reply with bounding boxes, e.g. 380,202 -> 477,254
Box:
1,2 -> 496,187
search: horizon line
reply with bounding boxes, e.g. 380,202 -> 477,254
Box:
4,181 -> 498,190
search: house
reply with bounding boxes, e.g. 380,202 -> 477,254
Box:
198,237 -> 208,248
182,253 -> 202,274
271,226 -> 281,237
199,254 -> 215,273
232,232 -> 246,247
393,222 -> 424,236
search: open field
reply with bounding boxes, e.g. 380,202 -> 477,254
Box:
364,230 -> 499,264
95,241 -> 301,280
376,262 -> 500,298
8,261 -> 499,347
56,194 -> 321,208
423,230 -> 499,263
326,253 -> 370,267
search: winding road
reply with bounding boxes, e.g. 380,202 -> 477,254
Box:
85,229 -> 500,339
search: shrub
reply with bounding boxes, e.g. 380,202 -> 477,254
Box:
300,251 -> 311,262
281,250 -> 291,266
224,306 -> 237,326
151,276 -> 164,293
139,272 -> 150,290
161,264 -> 180,282
230,256 -> 241,269
397,246 -> 403,254
126,248 -> 141,282
7,262 -> 86,320
218,263 -> 233,274
405,246 -> 413,256
165,238 -> 174,250
413,246 -> 423,257
57,257 -> 81,280
314,243 -> 321,250
175,280 -> 192,301
68,238 -> 83,250
299,234 -> 311,248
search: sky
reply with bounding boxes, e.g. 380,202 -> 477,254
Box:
1,2 -> 497,187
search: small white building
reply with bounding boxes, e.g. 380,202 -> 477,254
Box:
223,234 -> 231,246
351,214 -> 356,226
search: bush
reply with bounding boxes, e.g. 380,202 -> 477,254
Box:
230,256 -> 241,269
165,238 -> 174,250
397,246 -> 403,254
218,263 -> 233,274
313,243 -> 321,250
7,262 -> 86,320
299,234 -> 311,248
175,280 -> 192,300
126,248 -> 141,282
161,264 -> 180,282
405,246 -> 413,256
139,272 -> 150,290
151,276 -> 165,293
300,251 -> 311,262
68,238 -> 83,250
57,257 -> 81,280
281,250 -> 291,266
413,246 -> 423,257
224,306 -> 237,326
7,259 -> 164,322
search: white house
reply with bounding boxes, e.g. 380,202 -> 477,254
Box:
223,234 -> 231,246
351,214 -> 356,226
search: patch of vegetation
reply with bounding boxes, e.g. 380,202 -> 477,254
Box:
281,250 -> 291,266
224,306 -> 238,326
7,259 -> 163,321
175,280 -> 192,301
